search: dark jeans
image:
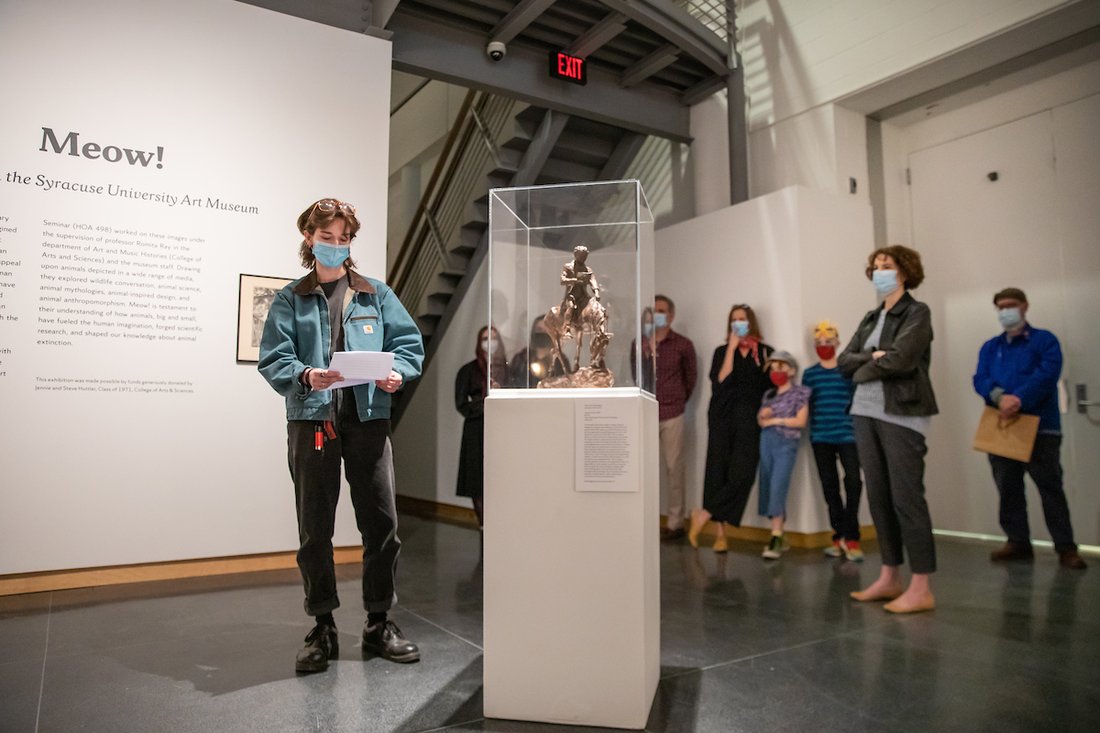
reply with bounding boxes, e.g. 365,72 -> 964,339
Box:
812,442 -> 863,542
853,416 -> 936,574
989,433 -> 1077,553
287,410 -> 401,617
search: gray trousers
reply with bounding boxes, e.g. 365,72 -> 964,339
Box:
287,410 -> 401,617
853,416 -> 936,574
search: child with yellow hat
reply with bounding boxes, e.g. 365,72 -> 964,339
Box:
802,320 -> 865,561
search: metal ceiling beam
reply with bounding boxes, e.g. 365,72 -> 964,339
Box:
599,0 -> 729,76
388,11 -> 690,142
680,74 -> 726,106
490,0 -> 556,44
564,12 -> 628,57
620,43 -> 680,87
599,132 -> 646,180
513,110 -> 570,185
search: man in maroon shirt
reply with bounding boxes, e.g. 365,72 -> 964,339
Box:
653,295 -> 698,539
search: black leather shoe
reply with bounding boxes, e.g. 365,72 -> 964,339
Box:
990,542 -> 1034,562
295,623 -> 338,673
1059,550 -> 1088,570
362,620 -> 420,663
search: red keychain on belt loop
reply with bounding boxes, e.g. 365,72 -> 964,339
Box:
314,424 -> 323,451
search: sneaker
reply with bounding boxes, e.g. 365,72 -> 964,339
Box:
762,534 -> 787,560
362,620 -> 420,663
843,540 -> 864,562
295,623 -> 338,673
823,539 -> 844,558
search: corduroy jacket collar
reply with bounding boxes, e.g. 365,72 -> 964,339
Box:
293,268 -> 377,296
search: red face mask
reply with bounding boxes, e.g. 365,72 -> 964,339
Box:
815,344 -> 836,360
769,371 -> 789,387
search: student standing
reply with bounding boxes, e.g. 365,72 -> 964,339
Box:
259,198 -> 424,672
689,305 -> 773,552
972,287 -> 1086,569
756,351 -> 811,559
650,295 -> 697,540
455,326 -> 507,529
802,321 -> 864,561
840,245 -> 938,614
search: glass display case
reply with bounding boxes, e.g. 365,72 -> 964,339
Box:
488,180 -> 655,394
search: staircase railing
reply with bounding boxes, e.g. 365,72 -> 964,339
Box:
388,90 -> 515,319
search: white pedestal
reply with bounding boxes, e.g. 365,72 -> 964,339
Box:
483,389 -> 660,729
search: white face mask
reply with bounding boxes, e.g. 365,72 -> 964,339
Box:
997,307 -> 1023,330
480,339 -> 492,353
872,269 -> 898,295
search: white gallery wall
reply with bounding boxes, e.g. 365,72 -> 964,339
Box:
0,0 -> 392,574
693,0 -> 1085,212
652,186 -> 875,533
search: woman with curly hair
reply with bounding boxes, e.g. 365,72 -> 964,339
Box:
839,245 -> 938,614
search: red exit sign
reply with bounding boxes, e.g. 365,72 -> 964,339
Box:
549,51 -> 587,86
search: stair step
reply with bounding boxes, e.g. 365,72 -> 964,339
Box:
417,313 -> 440,338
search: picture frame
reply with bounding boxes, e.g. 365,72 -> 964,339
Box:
237,273 -> 294,363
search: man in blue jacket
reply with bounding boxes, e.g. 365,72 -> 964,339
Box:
973,287 -> 1086,570
259,198 -> 426,673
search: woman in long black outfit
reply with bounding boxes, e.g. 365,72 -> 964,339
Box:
455,326 -> 507,528
689,304 -> 773,551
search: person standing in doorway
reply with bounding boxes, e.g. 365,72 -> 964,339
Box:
802,321 -> 864,562
972,287 -> 1086,569
690,304 -> 773,552
650,295 -> 697,540
259,198 -> 425,673
840,245 -> 938,614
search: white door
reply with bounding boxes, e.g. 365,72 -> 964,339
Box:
1052,93 -> 1100,547
909,99 -> 1100,546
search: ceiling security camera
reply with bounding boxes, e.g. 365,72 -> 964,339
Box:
486,41 -> 506,61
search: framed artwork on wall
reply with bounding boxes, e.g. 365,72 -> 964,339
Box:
237,273 -> 293,363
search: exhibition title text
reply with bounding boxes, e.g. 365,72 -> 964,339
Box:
40,127 -> 164,170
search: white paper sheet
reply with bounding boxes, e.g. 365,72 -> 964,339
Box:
323,351 -> 395,389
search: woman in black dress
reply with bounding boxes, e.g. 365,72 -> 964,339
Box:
455,326 -> 507,528
689,305 -> 774,551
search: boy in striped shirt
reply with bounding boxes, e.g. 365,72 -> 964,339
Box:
802,321 -> 864,561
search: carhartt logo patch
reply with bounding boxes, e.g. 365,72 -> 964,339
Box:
364,324 -> 374,334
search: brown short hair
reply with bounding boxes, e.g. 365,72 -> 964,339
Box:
655,294 -> 675,313
993,287 -> 1027,305
297,198 -> 361,269
865,244 -> 924,289
727,303 -> 762,339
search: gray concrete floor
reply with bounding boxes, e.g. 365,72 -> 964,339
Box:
1,515 -> 1097,732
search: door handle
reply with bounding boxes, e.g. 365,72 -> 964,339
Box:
1076,384 -> 1098,414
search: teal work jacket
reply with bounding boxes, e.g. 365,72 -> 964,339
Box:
258,269 -> 424,422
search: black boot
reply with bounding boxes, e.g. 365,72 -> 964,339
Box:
295,623 -> 339,673
362,619 -> 420,663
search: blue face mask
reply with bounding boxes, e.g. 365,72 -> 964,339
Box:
998,307 -> 1023,330
872,269 -> 899,295
313,241 -> 349,269
653,313 -> 668,329
731,320 -> 750,337
643,323 -> 654,337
